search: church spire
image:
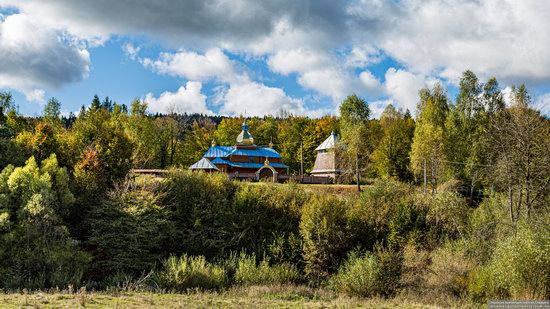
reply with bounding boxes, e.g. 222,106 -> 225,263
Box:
236,119 -> 254,145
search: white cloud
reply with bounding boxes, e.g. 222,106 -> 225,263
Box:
359,70 -> 382,95
123,43 -> 140,60
218,80 -> 328,117
349,0 -> 550,85
267,48 -> 330,76
7,0 -> 550,116
368,99 -> 393,119
142,48 -> 240,83
345,45 -> 381,68
502,86 -> 514,107
219,81 -> 301,117
144,81 -> 210,114
25,89 -> 45,103
384,68 -> 431,113
0,13 -> 90,99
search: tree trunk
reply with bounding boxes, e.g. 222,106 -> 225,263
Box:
356,147 -> 361,192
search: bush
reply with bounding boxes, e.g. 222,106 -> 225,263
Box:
300,195 -> 351,281
86,189 -> 170,282
425,191 -> 470,242
0,155 -> 90,290
485,223 -> 550,299
235,253 -> 300,285
229,183 -> 306,256
466,194 -> 512,264
157,254 -> 227,291
399,241 -> 474,304
425,241 -> 472,298
330,247 -> 402,298
163,170 -> 238,259
348,179 -> 424,249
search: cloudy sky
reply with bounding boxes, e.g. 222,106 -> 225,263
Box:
1,0 -> 550,117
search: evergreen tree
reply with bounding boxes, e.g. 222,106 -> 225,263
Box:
90,94 -> 101,111
43,97 -> 61,119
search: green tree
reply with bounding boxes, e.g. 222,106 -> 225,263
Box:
70,109 -> 133,191
130,98 -> 148,116
278,116 -> 311,173
372,105 -> 415,181
410,83 -> 449,193
339,94 -> 371,189
90,94 -> 101,111
0,155 -> 88,289
214,117 -> 243,146
43,97 -> 61,120
180,119 -> 216,167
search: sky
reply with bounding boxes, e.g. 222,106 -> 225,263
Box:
1,0 -> 550,118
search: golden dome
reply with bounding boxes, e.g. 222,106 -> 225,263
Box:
236,120 -> 254,145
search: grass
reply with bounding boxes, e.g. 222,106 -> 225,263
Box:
0,285 -> 455,308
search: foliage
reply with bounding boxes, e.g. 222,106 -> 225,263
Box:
157,254 -> 227,291
339,94 -> 374,183
372,105 -> 415,181
300,195 -> 350,281
483,223 -> 550,299
86,189 -> 171,281
0,155 -> 89,289
330,248 -> 402,298
349,179 -> 423,249
425,191 -> 470,241
71,108 -> 133,192
43,97 -> 62,120
162,170 -> 237,258
410,83 -> 449,191
235,253 -> 300,285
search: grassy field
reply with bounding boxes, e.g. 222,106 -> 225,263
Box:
0,285 -> 459,308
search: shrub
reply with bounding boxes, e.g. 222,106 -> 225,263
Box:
486,223 -> 550,299
425,241 -> 472,299
163,170 -> 238,259
265,232 -> 303,269
425,191 -> 470,242
86,189 -> 170,281
235,253 -> 300,285
466,194 -> 512,264
330,247 -> 402,298
348,179 -> 424,249
300,195 -> 350,281
229,183 -> 306,256
157,254 -> 227,291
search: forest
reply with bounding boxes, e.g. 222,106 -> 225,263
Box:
0,70 -> 549,306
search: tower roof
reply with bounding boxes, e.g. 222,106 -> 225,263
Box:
315,131 -> 338,151
236,119 -> 254,145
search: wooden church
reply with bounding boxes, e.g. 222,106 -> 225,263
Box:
190,120 -> 289,182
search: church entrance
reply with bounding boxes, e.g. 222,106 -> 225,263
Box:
257,166 -> 277,182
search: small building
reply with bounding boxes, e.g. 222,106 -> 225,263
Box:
190,120 -> 289,182
310,131 -> 343,182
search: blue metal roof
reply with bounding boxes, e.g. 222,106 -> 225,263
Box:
231,147 -> 283,159
210,157 -> 229,165
203,145 -> 283,159
209,158 -> 288,169
203,146 -> 233,158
